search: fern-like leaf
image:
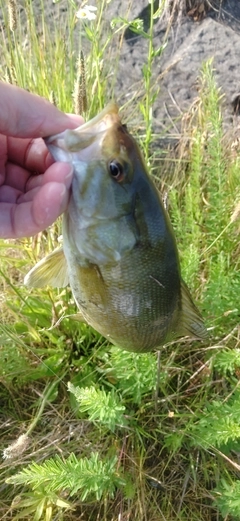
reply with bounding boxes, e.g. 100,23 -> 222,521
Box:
6,453 -> 125,501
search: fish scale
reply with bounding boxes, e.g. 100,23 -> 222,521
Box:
65,248 -> 180,352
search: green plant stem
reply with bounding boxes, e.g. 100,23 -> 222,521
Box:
25,381 -> 59,437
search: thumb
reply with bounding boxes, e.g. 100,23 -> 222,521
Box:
0,82 -> 84,138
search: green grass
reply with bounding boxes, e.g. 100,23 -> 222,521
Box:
0,0 -> 240,520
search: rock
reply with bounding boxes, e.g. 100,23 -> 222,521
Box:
157,18 -> 240,130
115,0 -> 240,135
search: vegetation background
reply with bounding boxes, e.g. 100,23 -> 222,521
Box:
0,0 -> 240,520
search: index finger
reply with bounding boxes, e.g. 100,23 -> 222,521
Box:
7,136 -> 53,173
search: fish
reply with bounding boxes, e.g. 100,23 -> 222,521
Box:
24,104 -> 207,352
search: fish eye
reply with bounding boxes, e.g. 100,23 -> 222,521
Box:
108,160 -> 124,181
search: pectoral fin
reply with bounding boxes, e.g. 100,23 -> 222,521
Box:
24,247 -> 69,288
180,279 -> 208,340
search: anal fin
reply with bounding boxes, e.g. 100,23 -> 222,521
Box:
180,279 -> 208,340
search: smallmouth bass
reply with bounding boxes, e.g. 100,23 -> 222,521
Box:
25,104 -> 207,352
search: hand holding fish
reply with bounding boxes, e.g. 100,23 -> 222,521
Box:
0,82 -> 83,238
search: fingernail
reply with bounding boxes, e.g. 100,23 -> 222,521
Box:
64,166 -> 73,189
59,185 -> 69,213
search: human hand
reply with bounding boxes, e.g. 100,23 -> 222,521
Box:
0,82 -> 84,239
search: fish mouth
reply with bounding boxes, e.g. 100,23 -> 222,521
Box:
45,103 -> 120,145
73,102 -> 119,133
45,135 -> 65,147
44,103 -> 121,160
44,134 -> 72,163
